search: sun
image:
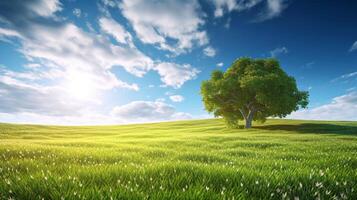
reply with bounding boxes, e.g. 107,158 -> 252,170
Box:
63,71 -> 95,100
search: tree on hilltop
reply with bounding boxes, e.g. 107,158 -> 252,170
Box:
200,58 -> 309,128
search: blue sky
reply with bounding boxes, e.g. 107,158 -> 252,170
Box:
0,0 -> 356,124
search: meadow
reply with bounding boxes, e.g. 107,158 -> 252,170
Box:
0,119 -> 356,199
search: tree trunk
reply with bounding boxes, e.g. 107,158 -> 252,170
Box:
245,118 -> 252,128
239,106 -> 255,128
245,110 -> 255,129
245,119 -> 252,128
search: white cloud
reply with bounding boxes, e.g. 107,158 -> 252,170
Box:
342,71 -> 357,78
217,62 -> 224,67
203,46 -> 216,57
331,71 -> 357,83
349,41 -> 357,52
0,0 -> 202,124
0,72 -> 192,124
119,0 -> 209,54
0,74 -> 96,116
289,91 -> 357,121
342,71 -> 357,79
0,28 -> 22,39
212,0 -> 262,18
154,62 -> 199,88
111,100 -> 191,123
17,23 -> 197,90
256,0 -> 288,22
0,67 -> 63,81
24,63 -> 42,69
22,22 -> 152,83
211,0 -> 288,22
27,0 -> 62,17
73,8 -> 81,17
212,0 -> 237,18
169,95 -> 184,102
0,0 -> 153,88
99,17 -> 133,46
0,0 -> 162,122
270,46 -> 288,57
101,0 -> 117,8
0,0 -> 62,24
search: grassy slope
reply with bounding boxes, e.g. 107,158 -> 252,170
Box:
0,119 -> 356,199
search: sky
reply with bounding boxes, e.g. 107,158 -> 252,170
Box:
0,0 -> 356,125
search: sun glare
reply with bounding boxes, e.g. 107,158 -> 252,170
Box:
64,71 -> 95,100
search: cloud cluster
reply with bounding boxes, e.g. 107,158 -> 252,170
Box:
216,62 -> 224,67
0,0 -> 201,119
0,0 -> 151,89
99,17 -> 133,47
270,46 -> 288,57
0,0 -> 62,20
203,46 -> 217,57
211,0 -> 288,21
0,0 -> 293,124
256,0 -> 288,21
0,74 -> 92,116
212,0 -> 262,18
119,0 -> 209,54
154,63 -> 199,88
330,71 -> 357,97
111,100 -> 191,123
73,8 -> 81,17
349,41 -> 357,52
289,91 -> 357,121
331,71 -> 357,83
169,95 -> 184,102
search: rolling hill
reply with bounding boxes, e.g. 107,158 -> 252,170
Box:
0,119 -> 356,199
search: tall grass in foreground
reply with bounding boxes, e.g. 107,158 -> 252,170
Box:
0,119 -> 356,199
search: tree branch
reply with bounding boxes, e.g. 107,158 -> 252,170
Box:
239,108 -> 247,120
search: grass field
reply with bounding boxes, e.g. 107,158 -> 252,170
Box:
0,119 -> 356,199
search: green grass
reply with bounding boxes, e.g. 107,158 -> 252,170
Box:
0,119 -> 356,199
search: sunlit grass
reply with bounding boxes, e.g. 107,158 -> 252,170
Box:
0,119 -> 356,199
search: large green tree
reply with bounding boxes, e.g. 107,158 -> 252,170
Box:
201,58 -> 309,128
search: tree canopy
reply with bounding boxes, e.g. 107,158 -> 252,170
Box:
200,58 -> 309,128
